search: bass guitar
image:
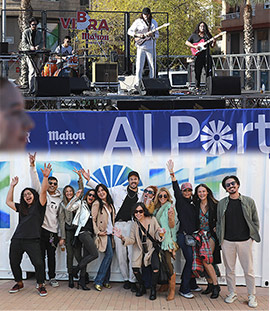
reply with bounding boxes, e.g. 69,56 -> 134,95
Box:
191,31 -> 225,56
134,23 -> 170,46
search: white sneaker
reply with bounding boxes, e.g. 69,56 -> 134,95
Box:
225,292 -> 238,303
49,278 -> 59,287
179,292 -> 194,299
248,295 -> 258,308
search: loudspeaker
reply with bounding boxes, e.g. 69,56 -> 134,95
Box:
69,77 -> 89,94
35,77 -> 70,96
92,62 -> 118,82
207,76 -> 241,95
0,42 -> 8,54
138,78 -> 171,96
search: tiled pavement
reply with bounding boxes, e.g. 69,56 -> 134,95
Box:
0,280 -> 268,311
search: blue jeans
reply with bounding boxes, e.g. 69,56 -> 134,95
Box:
94,235 -> 113,286
177,232 -> 197,294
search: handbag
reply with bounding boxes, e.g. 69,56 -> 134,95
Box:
183,231 -> 196,247
136,220 -> 171,284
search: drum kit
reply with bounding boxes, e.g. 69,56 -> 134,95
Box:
41,53 -> 79,77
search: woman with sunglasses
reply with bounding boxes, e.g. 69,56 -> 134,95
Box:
113,202 -> 164,301
142,186 -> 158,214
193,184 -> 221,298
166,159 -> 200,299
92,184 -> 115,291
58,168 -> 84,288
153,187 -> 179,301
65,186 -> 99,290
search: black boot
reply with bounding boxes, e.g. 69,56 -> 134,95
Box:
149,271 -> 159,300
210,284 -> 220,299
85,272 -> 90,284
133,269 -> 146,297
149,286 -> 157,300
68,274 -> 74,288
71,266 -> 80,279
77,276 -> 90,291
201,283 -> 213,295
136,284 -> 146,297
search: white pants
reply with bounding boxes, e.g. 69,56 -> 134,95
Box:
222,239 -> 256,295
114,221 -> 136,283
135,47 -> 156,86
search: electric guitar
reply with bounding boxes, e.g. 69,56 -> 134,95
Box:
134,23 -> 170,46
191,31 -> 225,56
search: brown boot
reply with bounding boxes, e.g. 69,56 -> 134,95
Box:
158,284 -> 169,292
166,273 -> 176,301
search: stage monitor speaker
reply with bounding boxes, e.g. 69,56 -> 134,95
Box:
70,77 -> 89,94
207,76 -> 241,95
35,77 -> 70,96
0,42 -> 8,54
138,78 -> 171,96
92,62 -> 118,82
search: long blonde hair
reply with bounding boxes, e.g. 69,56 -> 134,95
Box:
154,187 -> 173,210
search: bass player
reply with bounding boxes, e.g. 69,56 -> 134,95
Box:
128,7 -> 159,90
185,22 -> 215,92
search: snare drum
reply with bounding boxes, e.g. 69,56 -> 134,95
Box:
42,61 -> 58,77
53,66 -> 78,77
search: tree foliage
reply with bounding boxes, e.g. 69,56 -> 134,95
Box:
89,0 -> 221,56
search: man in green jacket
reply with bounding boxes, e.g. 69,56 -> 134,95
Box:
216,175 -> 260,308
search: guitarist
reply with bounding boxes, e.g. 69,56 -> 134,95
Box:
185,22 -> 215,91
128,8 -> 159,89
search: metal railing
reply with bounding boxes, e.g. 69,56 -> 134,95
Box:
220,12 -> 240,20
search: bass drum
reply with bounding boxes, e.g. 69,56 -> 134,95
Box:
53,66 -> 78,77
42,62 -> 58,77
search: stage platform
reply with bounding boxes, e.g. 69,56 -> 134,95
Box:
23,90 -> 270,110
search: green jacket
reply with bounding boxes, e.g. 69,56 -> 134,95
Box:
216,194 -> 260,245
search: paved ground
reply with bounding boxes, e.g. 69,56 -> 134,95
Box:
0,280 -> 268,311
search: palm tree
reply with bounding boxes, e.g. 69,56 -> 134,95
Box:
224,0 -> 264,90
18,0 -> 33,87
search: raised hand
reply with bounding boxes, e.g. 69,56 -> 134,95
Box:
28,152 -> 37,167
113,227 -> 122,239
166,159 -> 174,173
73,167 -> 82,178
76,189 -> 82,198
40,163 -> 52,178
168,207 -> 174,217
80,168 -> 90,181
11,176 -> 19,187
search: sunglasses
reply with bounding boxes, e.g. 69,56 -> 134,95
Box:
31,23 -> 37,26
225,181 -> 236,188
159,194 -> 168,199
88,193 -> 96,198
134,209 -> 144,214
66,40 -> 71,43
183,189 -> 192,192
49,181 -> 58,186
144,189 -> 154,195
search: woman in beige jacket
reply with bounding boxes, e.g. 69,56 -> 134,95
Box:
113,202 -> 164,301
92,184 -> 115,292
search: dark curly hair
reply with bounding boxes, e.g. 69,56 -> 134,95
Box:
222,175 -> 240,190
19,188 -> 39,216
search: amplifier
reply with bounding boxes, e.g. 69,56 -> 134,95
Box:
92,62 -> 118,82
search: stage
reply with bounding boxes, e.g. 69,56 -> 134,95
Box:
23,90 -> 270,110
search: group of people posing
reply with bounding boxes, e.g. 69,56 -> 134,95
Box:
7,155 -> 260,308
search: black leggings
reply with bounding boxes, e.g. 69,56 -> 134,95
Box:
195,52 -> 212,88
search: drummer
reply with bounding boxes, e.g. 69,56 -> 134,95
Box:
54,36 -> 74,68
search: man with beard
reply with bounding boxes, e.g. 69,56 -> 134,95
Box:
216,175 -> 260,308
128,7 -> 159,89
81,169 -> 143,291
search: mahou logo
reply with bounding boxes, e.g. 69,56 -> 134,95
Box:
48,130 -> 86,146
